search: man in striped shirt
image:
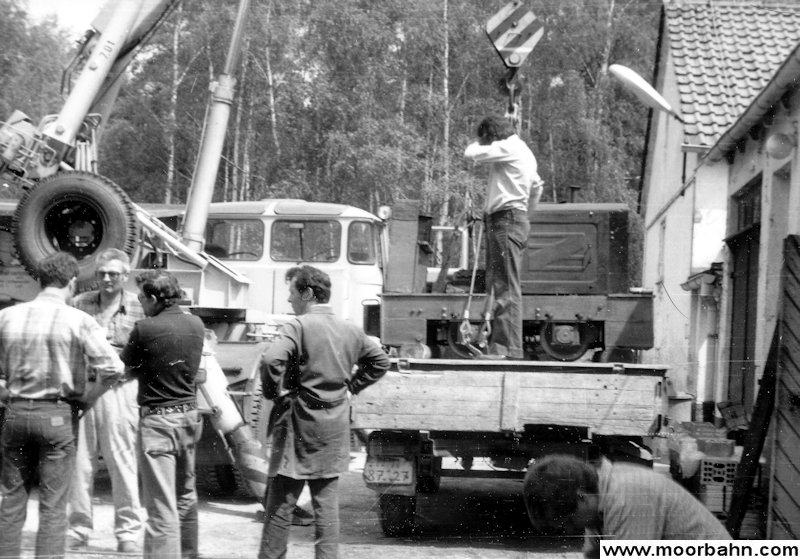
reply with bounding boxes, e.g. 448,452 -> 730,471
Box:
0,252 -> 124,559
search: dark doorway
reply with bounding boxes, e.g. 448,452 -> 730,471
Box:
726,179 -> 761,412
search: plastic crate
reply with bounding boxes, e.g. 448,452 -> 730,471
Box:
699,483 -> 731,514
700,456 -> 738,485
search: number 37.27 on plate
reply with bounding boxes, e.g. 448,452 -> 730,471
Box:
363,457 -> 414,485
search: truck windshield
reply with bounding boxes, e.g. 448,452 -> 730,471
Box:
271,220 -> 341,262
204,219 -> 264,260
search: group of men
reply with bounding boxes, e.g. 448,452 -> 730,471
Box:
0,246 -> 391,559
0,114 -> 732,559
0,250 -> 207,559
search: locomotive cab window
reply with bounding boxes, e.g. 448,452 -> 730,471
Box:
204,219 -> 264,260
348,221 -> 378,264
271,220 -> 341,262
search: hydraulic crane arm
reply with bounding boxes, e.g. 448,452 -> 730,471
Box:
0,0 -> 181,181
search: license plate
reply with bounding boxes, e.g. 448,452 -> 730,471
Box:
363,457 -> 414,485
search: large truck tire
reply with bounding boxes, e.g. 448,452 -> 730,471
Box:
378,494 -> 417,537
13,171 -> 136,280
196,371 -> 272,500
196,464 -> 238,497
230,372 -> 271,498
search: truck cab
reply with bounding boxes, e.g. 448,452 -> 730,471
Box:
154,198 -> 385,335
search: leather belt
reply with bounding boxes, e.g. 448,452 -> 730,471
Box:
487,208 -> 527,219
297,389 -> 346,410
140,402 -> 197,417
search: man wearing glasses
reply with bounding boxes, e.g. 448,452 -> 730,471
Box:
67,249 -> 145,554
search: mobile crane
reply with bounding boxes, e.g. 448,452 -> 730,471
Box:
0,0 -> 270,499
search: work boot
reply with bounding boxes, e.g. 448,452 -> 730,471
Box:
117,541 -> 139,554
476,353 -> 506,360
292,506 -> 314,526
67,535 -> 88,550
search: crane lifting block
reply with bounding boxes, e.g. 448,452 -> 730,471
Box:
485,1 -> 544,68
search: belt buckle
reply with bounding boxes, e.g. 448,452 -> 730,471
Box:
141,402 -> 194,417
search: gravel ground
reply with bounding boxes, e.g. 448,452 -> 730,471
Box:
6,453 -> 582,559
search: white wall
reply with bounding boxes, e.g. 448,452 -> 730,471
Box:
641,50 -> 729,402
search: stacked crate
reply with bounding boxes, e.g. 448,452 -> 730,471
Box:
697,454 -> 739,514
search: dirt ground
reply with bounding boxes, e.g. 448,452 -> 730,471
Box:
8,452 -> 583,559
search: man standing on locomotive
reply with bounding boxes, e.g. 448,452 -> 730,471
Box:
464,113 -> 543,360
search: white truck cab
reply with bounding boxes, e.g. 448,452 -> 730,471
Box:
198,198 -> 384,333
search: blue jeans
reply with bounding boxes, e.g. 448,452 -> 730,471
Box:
259,475 -> 340,559
0,399 -> 78,559
485,209 -> 530,359
138,410 -> 202,559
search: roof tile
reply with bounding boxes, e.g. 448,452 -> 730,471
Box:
665,0 -> 800,146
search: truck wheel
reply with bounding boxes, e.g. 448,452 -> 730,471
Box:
416,475 -> 440,494
245,372 -> 272,447
416,455 -> 442,494
378,494 -> 417,537
196,464 -> 238,497
232,371 -> 272,498
538,322 -> 599,361
13,171 -> 136,280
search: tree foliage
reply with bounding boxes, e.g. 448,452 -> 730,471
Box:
0,1 -> 71,120
3,0 -> 660,225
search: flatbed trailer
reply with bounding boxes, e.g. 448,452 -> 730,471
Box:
353,358 -> 667,536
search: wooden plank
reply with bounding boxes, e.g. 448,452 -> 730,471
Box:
774,411 -> 800,461
354,369 -> 662,435
500,372 -> 521,431
357,397 -> 501,415
354,411 -> 653,434
770,520 -> 794,541
779,366 -> 800,399
772,446 -> 800,498
387,357 -> 667,376
771,479 -> 800,537
760,236 -> 800,539
769,236 -> 800,539
357,395 -> 656,419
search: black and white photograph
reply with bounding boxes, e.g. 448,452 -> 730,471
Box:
0,0 -> 798,557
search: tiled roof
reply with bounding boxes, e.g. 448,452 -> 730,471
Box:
664,0 -> 800,146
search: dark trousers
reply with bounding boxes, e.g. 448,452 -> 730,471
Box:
259,475 -> 340,559
485,209 -> 530,359
0,399 -> 78,559
138,410 -> 202,559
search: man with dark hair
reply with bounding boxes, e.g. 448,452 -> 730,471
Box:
120,270 -> 205,559
0,252 -> 123,559
258,264 -> 389,559
69,248 -> 145,553
464,114 -> 542,360
523,455 -> 730,558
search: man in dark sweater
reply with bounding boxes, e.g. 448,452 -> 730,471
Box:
120,270 -> 205,559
